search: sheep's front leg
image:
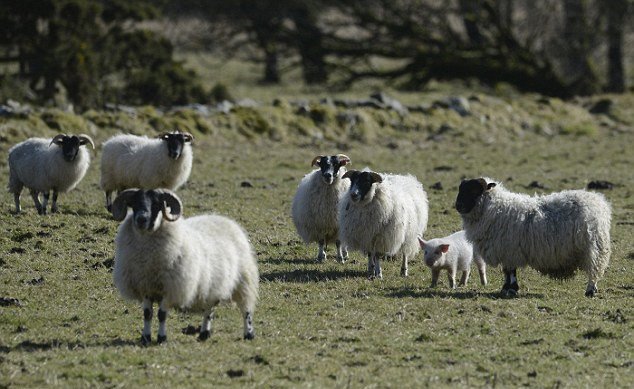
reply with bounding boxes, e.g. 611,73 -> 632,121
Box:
336,240 -> 347,263
199,307 -> 215,341
141,298 -> 153,346
50,191 -> 59,213
317,239 -> 327,262
476,260 -> 488,286
447,268 -> 456,289
243,311 -> 255,340
367,252 -> 375,279
105,191 -> 113,212
458,268 -> 470,287
41,191 -> 50,215
400,254 -> 408,277
157,300 -> 168,344
30,190 -> 43,215
501,268 -> 519,297
430,268 -> 441,287
374,253 -> 383,279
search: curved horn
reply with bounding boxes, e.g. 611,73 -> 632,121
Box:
337,154 -> 351,166
311,155 -> 324,167
77,134 -> 95,149
111,189 -> 138,221
181,132 -> 194,143
160,190 -> 182,222
49,134 -> 66,147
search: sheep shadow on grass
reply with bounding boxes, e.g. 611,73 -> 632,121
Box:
1,338 -> 139,353
261,268 -> 367,283
384,287 -> 544,300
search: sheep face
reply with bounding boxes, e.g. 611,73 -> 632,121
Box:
342,170 -> 383,205
418,237 -> 449,267
455,178 -> 496,214
159,132 -> 193,160
112,189 -> 182,232
311,154 -> 350,184
50,134 -> 95,162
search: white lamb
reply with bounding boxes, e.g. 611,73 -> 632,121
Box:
418,231 -> 487,288
456,177 -> 611,297
111,188 -> 259,344
100,131 -> 193,211
291,154 -> 351,262
339,170 -> 428,279
8,134 -> 94,214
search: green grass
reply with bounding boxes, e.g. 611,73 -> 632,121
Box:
1,88 -> 633,387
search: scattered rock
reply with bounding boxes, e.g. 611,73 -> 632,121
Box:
431,182 -> 443,190
527,181 -> 546,189
215,100 -> 234,114
588,99 -> 613,115
240,181 -> 254,188
370,92 -> 408,115
226,369 -> 245,378
434,96 -> 471,116
0,297 -> 22,307
587,180 -> 614,190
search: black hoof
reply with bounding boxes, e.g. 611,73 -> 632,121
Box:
198,330 -> 211,341
141,334 -> 151,346
157,334 -> 167,344
244,332 -> 255,340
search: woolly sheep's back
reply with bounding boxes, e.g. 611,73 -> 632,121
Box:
291,169 -> 349,244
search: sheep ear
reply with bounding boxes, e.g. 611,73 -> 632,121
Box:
417,236 -> 425,248
182,132 -> 194,143
311,155 -> 324,167
78,134 -> 95,149
50,134 -> 66,147
342,170 -> 358,180
160,190 -> 182,222
487,182 -> 497,190
439,244 -> 450,253
370,172 -> 383,184
112,189 -> 137,221
337,154 -> 351,166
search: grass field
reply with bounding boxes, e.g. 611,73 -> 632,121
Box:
1,80 -> 633,387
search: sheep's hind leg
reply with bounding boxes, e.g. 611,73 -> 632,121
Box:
336,240 -> 347,263
157,300 -> 168,344
199,307 -> 216,341
317,239 -> 327,262
501,268 -> 519,297
458,268 -> 470,287
367,253 -> 375,279
243,311 -> 255,340
141,298 -> 153,346
400,254 -> 408,277
448,269 -> 456,289
41,191 -> 50,215
430,268 -> 440,287
50,191 -> 59,213
13,192 -> 22,214
374,254 -> 383,279
30,190 -> 43,215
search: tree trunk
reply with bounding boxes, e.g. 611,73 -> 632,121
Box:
459,0 -> 484,46
292,7 -> 328,84
562,0 -> 601,95
605,0 -> 628,93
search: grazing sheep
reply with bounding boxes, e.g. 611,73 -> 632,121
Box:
100,131 -> 193,211
339,170 -> 428,279
455,177 -> 611,297
112,189 -> 258,344
8,134 -> 94,214
418,231 -> 487,288
291,154 -> 351,262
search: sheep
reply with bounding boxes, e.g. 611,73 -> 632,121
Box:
455,177 -> 611,297
8,134 -> 94,214
418,231 -> 487,288
100,131 -> 193,211
291,154 -> 351,262
111,188 -> 259,344
339,170 -> 428,279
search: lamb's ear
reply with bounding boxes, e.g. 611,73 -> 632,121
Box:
439,244 -> 450,253
417,236 -> 425,248
112,189 -> 137,221
182,132 -> 194,143
337,154 -> 351,166
78,134 -> 95,149
50,134 -> 66,147
487,182 -> 497,190
160,190 -> 182,222
342,170 -> 358,180
311,155 -> 324,167
369,172 -> 383,184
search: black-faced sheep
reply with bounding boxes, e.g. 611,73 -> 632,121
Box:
339,170 -> 428,278
100,131 -> 193,211
111,189 -> 258,344
456,178 -> 611,297
291,154 -> 351,262
8,134 -> 94,214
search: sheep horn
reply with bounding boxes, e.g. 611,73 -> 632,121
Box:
49,134 -> 66,147
160,190 -> 182,222
311,156 -> 324,167
111,189 -> 138,221
337,154 -> 351,166
181,132 -> 194,143
77,134 -> 95,149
